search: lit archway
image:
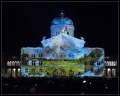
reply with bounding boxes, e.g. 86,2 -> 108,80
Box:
12,68 -> 16,77
112,68 -> 116,76
18,68 -> 20,77
7,68 -> 11,74
107,68 -> 111,77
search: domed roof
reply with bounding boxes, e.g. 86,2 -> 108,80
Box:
51,17 -> 73,25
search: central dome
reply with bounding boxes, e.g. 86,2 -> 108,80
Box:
51,17 -> 73,25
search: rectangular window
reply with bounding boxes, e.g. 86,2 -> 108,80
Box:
97,54 -> 100,57
32,61 -> 34,65
39,60 -> 41,65
25,61 -> 27,65
97,61 -> 99,65
34,61 -> 35,66
90,61 -> 91,65
32,69 -> 35,73
25,69 -> 28,73
90,61 -> 94,65
91,68 -> 93,71
39,69 -> 42,72
99,61 -> 101,65
90,54 -> 92,57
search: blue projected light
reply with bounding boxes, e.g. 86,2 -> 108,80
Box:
51,17 -> 73,25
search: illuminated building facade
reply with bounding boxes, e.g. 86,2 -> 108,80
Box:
20,11 -> 107,77
104,55 -> 118,78
5,56 -> 21,77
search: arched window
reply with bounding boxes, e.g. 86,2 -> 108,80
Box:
7,61 -> 11,66
17,61 -> 20,66
15,61 -> 17,66
113,61 -> 116,66
106,61 -> 109,66
12,61 -> 15,66
109,61 -> 112,66
111,61 -> 114,66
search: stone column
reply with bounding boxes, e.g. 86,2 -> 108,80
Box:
111,68 -> 112,77
11,68 -> 13,77
16,68 -> 18,77
105,68 -> 107,77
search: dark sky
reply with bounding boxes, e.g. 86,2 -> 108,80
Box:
2,2 -> 118,57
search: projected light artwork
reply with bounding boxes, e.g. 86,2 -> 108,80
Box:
20,11 -> 105,77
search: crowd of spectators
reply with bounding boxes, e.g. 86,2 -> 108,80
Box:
2,76 -> 118,94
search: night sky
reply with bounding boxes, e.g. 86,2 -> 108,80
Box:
2,2 -> 118,57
